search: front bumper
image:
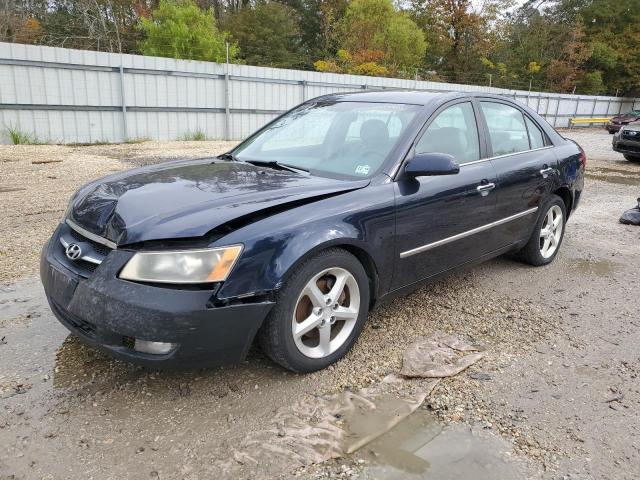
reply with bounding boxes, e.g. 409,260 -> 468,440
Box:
612,135 -> 640,156
40,224 -> 274,369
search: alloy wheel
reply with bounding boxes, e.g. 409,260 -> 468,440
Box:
539,205 -> 563,259
291,267 -> 360,359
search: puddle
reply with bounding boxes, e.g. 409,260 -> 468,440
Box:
585,172 -> 640,186
570,259 -> 617,277
355,409 -> 530,479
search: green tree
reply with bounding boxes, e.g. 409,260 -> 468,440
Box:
577,0 -> 640,95
383,13 -> 425,74
139,0 -> 237,62
578,71 -> 605,94
316,0 -> 425,77
224,2 -> 303,68
408,0 -> 510,84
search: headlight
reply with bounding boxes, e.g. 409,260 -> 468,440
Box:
119,245 -> 243,284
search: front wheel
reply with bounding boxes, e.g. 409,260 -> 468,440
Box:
516,195 -> 567,267
259,248 -> 370,372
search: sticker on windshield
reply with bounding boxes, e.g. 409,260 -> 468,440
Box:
355,165 -> 370,175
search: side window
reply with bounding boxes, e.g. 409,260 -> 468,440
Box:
525,117 -> 545,149
480,102 -> 530,156
415,102 -> 480,163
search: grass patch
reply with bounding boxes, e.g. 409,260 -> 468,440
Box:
180,130 -> 207,141
124,137 -> 151,144
66,140 -> 113,147
6,125 -> 45,145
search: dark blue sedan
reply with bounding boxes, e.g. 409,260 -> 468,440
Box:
40,91 -> 585,372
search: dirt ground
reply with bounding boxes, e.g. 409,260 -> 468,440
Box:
1,129 -> 639,479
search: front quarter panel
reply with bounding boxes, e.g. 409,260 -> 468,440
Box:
213,181 -> 396,301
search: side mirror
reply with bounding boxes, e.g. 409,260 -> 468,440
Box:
404,152 -> 460,177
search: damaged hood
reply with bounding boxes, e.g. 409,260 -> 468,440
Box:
69,159 -> 369,245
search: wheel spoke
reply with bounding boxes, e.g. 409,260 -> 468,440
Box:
553,215 -> 562,229
333,306 -> 358,322
542,236 -> 551,255
550,233 -> 558,247
318,323 -> 331,355
546,210 -> 554,229
327,271 -> 347,304
540,227 -> 551,238
293,313 -> 322,337
303,283 -> 326,308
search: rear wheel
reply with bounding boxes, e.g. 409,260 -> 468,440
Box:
259,248 -> 370,372
623,154 -> 640,162
516,195 -> 566,267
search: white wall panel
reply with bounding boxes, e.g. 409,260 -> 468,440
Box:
1,41 -> 638,143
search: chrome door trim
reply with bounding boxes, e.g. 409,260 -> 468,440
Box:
399,207 -> 538,258
66,219 -> 117,250
458,146 -> 555,167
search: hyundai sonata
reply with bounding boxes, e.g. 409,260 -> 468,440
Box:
41,91 -> 585,372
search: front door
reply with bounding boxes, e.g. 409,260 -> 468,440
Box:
477,100 -> 558,247
392,101 -> 499,289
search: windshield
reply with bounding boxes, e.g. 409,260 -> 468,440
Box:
233,101 -> 421,178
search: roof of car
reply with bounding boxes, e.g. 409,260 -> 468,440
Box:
311,90 -> 511,106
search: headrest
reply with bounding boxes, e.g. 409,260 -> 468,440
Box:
360,119 -> 389,147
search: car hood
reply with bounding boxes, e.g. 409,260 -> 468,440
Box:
68,159 -> 369,246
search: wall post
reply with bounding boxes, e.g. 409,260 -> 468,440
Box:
119,63 -> 128,141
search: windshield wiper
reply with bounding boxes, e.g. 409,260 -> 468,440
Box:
243,160 -> 309,174
216,152 -> 238,162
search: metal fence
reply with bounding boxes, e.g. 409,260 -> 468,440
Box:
1,41 -> 639,144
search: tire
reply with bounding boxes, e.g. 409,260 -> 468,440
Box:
623,154 -> 640,162
516,195 -> 567,267
258,248 -> 370,373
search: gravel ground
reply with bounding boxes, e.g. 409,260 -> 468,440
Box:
0,141 -> 235,282
1,128 -> 639,479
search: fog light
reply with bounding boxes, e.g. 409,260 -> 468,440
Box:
133,339 -> 176,355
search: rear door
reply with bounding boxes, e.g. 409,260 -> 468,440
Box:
392,100 -> 499,289
477,100 -> 557,247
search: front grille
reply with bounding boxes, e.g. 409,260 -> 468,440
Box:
56,223 -> 114,278
68,228 -> 112,256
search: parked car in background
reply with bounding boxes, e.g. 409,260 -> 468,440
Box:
606,110 -> 640,133
41,91 -> 585,373
612,122 -> 640,161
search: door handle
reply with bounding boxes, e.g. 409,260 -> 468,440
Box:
476,182 -> 496,197
540,167 -> 554,178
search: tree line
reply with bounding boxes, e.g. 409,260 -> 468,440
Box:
2,0 -> 639,95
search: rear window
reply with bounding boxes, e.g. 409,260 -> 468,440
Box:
525,117 -> 546,149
